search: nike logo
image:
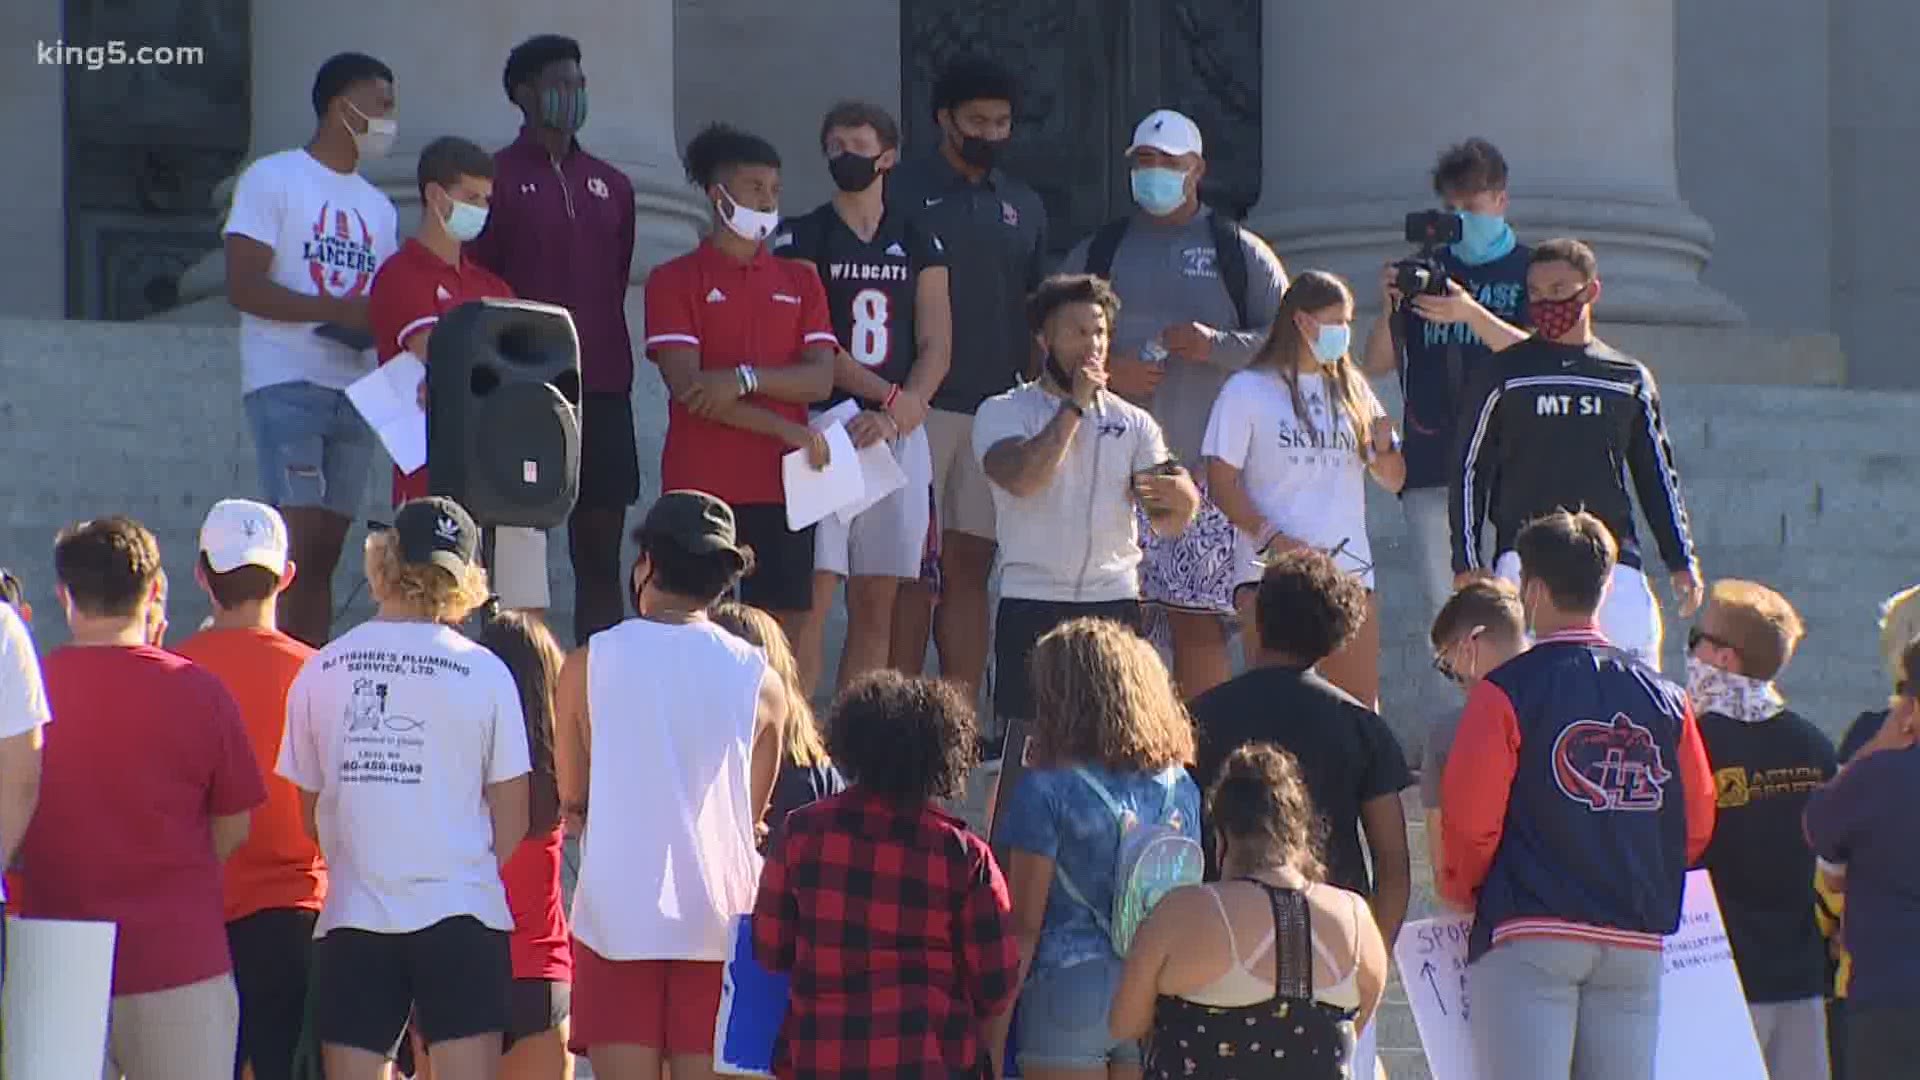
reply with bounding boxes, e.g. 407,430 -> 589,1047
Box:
923,197 -> 943,208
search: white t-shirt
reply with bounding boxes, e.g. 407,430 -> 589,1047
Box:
972,382 -> 1170,603
278,619 -> 529,936
1202,368 -> 1387,588
0,605 -> 49,905
224,148 -> 398,393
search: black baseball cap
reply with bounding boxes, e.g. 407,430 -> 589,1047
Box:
639,490 -> 745,563
381,496 -> 480,574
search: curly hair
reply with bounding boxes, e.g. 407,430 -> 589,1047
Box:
828,671 -> 977,803
1254,549 -> 1370,663
363,529 -> 490,624
1028,618 -> 1195,771
683,122 -> 780,191
1026,273 -> 1121,334
711,601 -> 829,769
1208,743 -> 1327,882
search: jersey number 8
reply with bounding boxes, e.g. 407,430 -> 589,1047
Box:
851,288 -> 890,368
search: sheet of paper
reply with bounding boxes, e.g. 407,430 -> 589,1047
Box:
1392,870 -> 1765,1080
783,423 -> 862,530
3,917 -> 117,1080
345,352 -> 428,473
807,400 -> 909,525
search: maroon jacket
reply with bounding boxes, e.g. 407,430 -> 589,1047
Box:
468,127 -> 637,394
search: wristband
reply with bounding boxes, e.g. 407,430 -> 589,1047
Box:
740,365 -> 759,396
883,384 -> 901,411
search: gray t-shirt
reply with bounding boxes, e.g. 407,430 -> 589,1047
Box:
1420,706 -> 1464,810
1059,209 -> 1286,464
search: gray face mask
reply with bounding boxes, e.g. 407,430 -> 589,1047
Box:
345,100 -> 397,161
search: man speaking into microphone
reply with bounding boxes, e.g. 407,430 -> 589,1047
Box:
367,135 -> 551,616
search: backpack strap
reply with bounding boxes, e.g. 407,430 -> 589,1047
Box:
1051,766 -> 1128,936
1084,217 -> 1132,281
1209,209 -> 1252,330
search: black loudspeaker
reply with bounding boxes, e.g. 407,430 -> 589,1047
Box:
426,299 -> 583,530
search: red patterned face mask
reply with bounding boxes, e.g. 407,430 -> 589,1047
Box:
1528,284 -> 1594,339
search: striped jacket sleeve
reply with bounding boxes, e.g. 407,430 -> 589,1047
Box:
1450,371 -> 1506,573
1626,370 -> 1698,573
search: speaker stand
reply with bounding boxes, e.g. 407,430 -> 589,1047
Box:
480,527 -> 498,610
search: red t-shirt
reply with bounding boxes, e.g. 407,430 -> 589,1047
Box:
366,236 -> 517,505
14,646 -> 267,995
643,240 -> 836,505
501,825 -> 571,982
174,627 -> 327,922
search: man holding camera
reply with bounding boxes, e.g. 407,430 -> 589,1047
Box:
1362,138 -> 1529,612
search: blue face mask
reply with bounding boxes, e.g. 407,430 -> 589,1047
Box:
1311,322 -> 1351,362
1452,210 -> 1516,266
1130,167 -> 1189,217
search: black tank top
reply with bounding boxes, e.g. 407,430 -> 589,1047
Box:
1145,881 -> 1357,1080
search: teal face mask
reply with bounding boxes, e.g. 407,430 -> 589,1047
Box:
1130,167 -> 1189,216
540,86 -> 589,134
1452,210 -> 1515,265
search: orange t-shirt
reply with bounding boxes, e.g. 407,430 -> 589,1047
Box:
174,626 -> 326,921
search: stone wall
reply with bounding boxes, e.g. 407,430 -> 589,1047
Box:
4,316 -> 1910,748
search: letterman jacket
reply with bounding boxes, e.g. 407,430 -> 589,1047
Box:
1438,626 -> 1716,962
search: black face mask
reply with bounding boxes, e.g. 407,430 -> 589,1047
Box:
957,134 -> 1005,170
828,152 -> 882,193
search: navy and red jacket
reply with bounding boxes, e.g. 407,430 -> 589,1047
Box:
1439,626 -> 1716,962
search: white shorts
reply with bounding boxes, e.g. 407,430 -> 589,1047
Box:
1493,550 -> 1663,670
490,526 -> 551,611
815,425 -> 933,580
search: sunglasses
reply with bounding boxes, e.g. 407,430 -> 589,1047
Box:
1432,625 -> 1486,686
1688,627 -> 1733,653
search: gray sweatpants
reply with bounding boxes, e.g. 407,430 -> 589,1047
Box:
1468,937 -> 1662,1080
1750,997 -> 1831,1080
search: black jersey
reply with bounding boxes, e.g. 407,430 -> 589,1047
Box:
1449,336 -> 1698,575
773,202 -> 946,409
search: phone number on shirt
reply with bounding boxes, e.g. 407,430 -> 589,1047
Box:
342,758 -> 423,777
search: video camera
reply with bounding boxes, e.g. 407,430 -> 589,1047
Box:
1392,210 -> 1460,299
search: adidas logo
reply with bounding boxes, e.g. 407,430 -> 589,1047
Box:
434,285 -> 452,302
884,242 -> 906,257
706,287 -> 726,303
434,515 -> 461,543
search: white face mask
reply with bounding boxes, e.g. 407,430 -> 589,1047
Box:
346,101 -> 398,161
442,197 -> 489,243
717,185 -> 779,243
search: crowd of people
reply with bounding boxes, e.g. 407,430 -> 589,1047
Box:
0,31 -> 1913,1080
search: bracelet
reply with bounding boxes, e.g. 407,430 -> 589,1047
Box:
741,365 -> 760,395
883,384 -> 901,411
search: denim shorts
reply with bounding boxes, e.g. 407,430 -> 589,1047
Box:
243,381 -> 376,517
1016,953 -> 1141,1070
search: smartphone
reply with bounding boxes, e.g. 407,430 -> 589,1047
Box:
314,322 -> 375,351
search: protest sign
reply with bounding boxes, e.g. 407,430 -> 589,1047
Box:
1392,870 -> 1766,1079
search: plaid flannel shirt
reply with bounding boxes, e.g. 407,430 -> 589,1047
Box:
753,787 -> 1020,1079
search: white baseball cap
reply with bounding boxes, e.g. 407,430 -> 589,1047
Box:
1126,109 -> 1204,158
199,499 -> 290,576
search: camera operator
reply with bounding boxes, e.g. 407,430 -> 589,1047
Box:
1361,139 -> 1528,613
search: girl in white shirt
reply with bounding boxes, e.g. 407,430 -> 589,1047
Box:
1202,270 -> 1406,705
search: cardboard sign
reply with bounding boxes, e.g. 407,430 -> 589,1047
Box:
3,917 -> 116,1080
714,914 -> 789,1078
1392,870 -> 1766,1080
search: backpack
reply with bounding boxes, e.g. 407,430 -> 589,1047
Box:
1053,766 -> 1204,955
1084,208 -> 1253,330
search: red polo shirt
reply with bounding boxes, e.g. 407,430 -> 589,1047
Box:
367,237 -> 516,505
467,128 -> 637,395
644,240 -> 836,506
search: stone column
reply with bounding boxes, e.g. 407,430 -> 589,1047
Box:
173,0 -> 702,313
1248,0 -> 1743,327
0,0 -> 65,319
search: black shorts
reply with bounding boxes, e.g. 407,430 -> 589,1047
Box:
505,978 -> 571,1050
312,916 -> 511,1057
578,392 -> 641,511
228,907 -> 319,1080
731,502 -> 816,613
992,597 -> 1144,730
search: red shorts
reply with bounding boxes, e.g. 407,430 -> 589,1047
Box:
567,942 -> 724,1056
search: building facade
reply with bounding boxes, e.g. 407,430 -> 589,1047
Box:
5,0 -> 1911,386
